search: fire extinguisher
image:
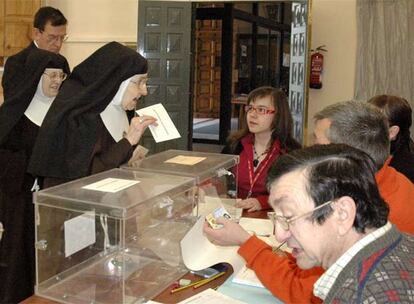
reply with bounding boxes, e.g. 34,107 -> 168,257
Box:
310,45 -> 327,89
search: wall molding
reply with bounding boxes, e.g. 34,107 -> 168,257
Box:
65,36 -> 137,44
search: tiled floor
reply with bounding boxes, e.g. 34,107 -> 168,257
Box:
193,118 -> 239,141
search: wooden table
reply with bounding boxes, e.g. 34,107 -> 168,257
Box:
21,270 -> 232,304
22,210 -> 268,304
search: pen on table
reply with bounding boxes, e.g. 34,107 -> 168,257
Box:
193,271 -> 226,289
247,230 -> 271,237
256,233 -> 271,237
170,271 -> 227,293
170,278 -> 209,294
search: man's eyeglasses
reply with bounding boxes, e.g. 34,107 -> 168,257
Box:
267,200 -> 334,231
43,72 -> 67,81
244,105 -> 276,115
40,30 -> 68,43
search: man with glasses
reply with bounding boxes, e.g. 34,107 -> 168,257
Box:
205,101 -> 414,303
2,6 -> 68,100
204,144 -> 413,303
313,101 -> 414,234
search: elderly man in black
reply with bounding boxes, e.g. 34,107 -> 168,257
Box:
2,6 -> 67,100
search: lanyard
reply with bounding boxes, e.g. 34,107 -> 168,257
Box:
246,143 -> 278,198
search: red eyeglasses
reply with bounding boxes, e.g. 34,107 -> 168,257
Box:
244,105 -> 276,115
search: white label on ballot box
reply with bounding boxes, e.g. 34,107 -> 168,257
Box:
164,155 -> 206,165
64,211 -> 96,257
82,178 -> 140,193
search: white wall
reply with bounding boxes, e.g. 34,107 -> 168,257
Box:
44,0 -> 138,68
43,0 -> 358,145
307,0 -> 357,143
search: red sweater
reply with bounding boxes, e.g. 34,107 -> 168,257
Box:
237,134 -> 283,209
238,157 -> 414,303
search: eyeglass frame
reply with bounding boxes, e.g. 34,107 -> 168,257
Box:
267,200 -> 334,232
244,104 -> 276,115
43,71 -> 67,81
38,29 -> 69,43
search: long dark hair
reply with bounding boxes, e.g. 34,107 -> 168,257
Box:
368,95 -> 413,155
226,86 -> 301,152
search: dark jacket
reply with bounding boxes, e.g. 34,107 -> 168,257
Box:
2,43 -> 37,100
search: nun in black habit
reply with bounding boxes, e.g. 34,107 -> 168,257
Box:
28,41 -> 156,187
0,48 -> 69,303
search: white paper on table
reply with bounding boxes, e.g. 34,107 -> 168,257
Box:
238,218 -> 290,252
195,196 -> 242,220
231,237 -> 289,289
82,178 -> 140,193
136,103 -> 181,143
177,288 -> 247,304
232,217 -> 290,288
232,265 -> 265,288
164,155 -> 206,166
64,211 -> 96,257
238,218 -> 273,237
180,216 -> 245,274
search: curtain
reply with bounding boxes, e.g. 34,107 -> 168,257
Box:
355,0 -> 414,108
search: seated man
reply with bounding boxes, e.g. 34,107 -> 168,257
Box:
204,100 -> 414,303
314,100 -> 414,233
205,144 -> 414,303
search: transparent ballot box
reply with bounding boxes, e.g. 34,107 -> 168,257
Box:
123,149 -> 240,219
34,168 -> 196,304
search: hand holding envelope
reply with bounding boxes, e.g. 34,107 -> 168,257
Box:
136,103 -> 181,143
125,115 -> 157,145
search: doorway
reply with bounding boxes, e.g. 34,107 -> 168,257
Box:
138,1 -> 309,152
191,2 -> 292,145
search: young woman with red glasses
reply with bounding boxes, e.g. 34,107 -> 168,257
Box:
222,86 -> 301,211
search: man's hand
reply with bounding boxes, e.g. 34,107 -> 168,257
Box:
235,198 -> 262,212
203,217 -> 251,246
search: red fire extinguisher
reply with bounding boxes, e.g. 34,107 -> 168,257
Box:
310,45 -> 327,89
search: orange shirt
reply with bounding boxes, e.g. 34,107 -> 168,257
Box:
238,158 -> 414,303
375,157 -> 414,234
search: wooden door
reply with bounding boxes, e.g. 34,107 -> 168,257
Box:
138,1 -> 192,153
193,20 -> 221,118
1,0 -> 40,57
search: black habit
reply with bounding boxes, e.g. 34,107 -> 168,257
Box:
28,42 -> 149,184
0,49 -> 69,303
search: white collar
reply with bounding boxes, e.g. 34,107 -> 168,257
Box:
24,76 -> 55,126
100,77 -> 132,142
